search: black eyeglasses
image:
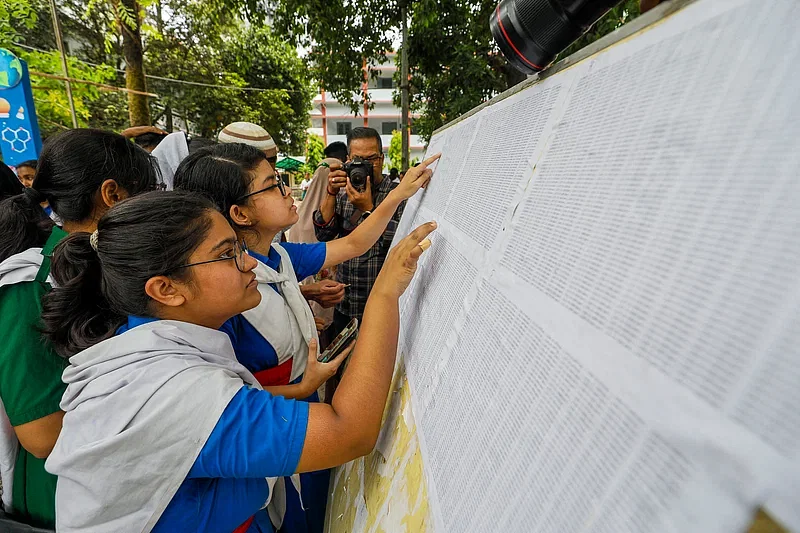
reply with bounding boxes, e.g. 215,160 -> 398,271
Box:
237,178 -> 287,201
168,240 -> 249,274
350,154 -> 381,163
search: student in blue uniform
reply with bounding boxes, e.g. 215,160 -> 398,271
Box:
40,190 -> 438,532
173,144 -> 439,532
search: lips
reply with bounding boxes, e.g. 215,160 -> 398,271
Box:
247,275 -> 257,288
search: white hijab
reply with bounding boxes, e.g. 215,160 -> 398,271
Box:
151,132 -> 189,190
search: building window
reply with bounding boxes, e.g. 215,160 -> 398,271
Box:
382,122 -> 398,135
336,122 -> 352,135
377,77 -> 394,89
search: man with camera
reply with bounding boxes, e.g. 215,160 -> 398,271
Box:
313,127 -> 404,335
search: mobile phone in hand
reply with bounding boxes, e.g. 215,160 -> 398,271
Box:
318,318 -> 359,363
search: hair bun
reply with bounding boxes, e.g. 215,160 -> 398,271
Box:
23,186 -> 46,205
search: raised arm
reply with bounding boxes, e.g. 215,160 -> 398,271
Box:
296,221 -> 437,472
321,153 -> 440,269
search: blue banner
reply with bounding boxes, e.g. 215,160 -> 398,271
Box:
0,49 -> 43,167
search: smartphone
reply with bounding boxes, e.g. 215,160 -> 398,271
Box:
318,318 -> 359,363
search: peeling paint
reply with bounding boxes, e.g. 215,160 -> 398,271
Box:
325,360 -> 431,532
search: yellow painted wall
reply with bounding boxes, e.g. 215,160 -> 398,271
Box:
325,358 -> 431,533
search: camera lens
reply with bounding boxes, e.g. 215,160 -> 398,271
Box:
491,0 -> 623,75
349,165 -> 370,189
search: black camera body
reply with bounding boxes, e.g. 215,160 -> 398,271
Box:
343,158 -> 373,190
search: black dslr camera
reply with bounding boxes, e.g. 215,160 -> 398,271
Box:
343,157 -> 373,191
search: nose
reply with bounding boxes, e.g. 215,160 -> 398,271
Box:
242,250 -> 258,272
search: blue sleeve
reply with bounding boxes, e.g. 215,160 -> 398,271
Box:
280,242 -> 327,280
188,386 -> 309,479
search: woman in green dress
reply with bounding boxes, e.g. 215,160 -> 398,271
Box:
0,128 -> 161,528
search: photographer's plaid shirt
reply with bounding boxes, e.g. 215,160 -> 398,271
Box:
313,175 -> 405,320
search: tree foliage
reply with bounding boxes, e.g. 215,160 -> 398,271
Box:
0,0 -> 37,47
9,0 -> 314,150
8,0 -> 642,148
387,129 -> 402,170
273,0 -> 645,144
273,0 -> 397,115
404,0 -> 523,141
304,133 -> 325,172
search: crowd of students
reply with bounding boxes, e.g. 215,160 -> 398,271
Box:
0,126 -> 440,532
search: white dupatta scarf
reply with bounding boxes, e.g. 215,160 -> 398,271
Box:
45,320 -> 299,532
242,243 -> 319,381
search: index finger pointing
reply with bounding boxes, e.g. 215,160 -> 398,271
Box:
417,153 -> 441,170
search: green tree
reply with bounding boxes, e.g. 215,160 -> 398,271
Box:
0,0 -> 37,47
12,0 -> 314,145
305,133 -> 325,171
14,47 -> 118,136
273,0 -> 397,114
218,26 -> 315,152
5,0 -> 120,136
113,0 -> 150,125
388,129 -> 402,170
404,0 -> 523,141
273,0 -> 645,143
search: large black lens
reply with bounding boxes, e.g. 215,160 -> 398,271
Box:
491,0 -> 623,74
348,164 -> 371,190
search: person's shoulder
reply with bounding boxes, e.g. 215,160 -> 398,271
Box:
279,241 -> 325,260
0,279 -> 45,313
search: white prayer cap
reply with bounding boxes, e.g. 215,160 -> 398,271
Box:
218,122 -> 278,158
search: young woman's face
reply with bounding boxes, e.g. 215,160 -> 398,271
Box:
242,159 -> 298,233
16,166 -> 35,188
177,211 -> 261,328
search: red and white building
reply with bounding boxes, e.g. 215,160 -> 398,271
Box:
309,52 -> 426,167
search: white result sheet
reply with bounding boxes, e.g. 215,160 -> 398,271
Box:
392,0 -> 800,531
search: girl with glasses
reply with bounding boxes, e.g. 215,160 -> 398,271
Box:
0,129 -> 160,529
173,143 -> 438,532
39,190 -> 436,533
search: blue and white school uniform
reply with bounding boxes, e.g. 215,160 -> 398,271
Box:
221,242 -> 330,533
112,317 -> 309,533
47,319 -> 307,533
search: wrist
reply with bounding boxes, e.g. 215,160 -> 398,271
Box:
296,379 -> 314,398
385,189 -> 404,207
327,186 -> 338,196
370,280 -> 401,302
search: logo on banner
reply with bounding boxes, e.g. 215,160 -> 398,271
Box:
0,48 -> 42,165
0,49 -> 23,89
2,126 -> 32,153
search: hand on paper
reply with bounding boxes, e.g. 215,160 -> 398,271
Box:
374,221 -> 437,299
391,152 -> 441,201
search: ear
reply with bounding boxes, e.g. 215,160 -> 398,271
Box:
229,204 -> 253,227
144,275 -> 188,308
99,179 -> 130,208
